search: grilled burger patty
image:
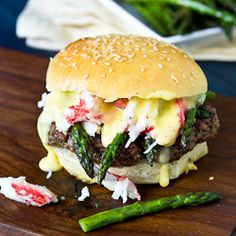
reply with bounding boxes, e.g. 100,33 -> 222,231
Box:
48,104 -> 219,167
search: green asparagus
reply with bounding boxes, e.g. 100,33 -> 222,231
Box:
71,123 -> 94,178
124,0 -> 236,39
97,133 -> 128,184
180,107 -> 197,148
78,191 -> 221,232
144,135 -> 157,166
206,91 -> 216,101
196,106 -> 213,119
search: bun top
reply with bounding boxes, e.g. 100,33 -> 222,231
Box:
46,34 -> 207,101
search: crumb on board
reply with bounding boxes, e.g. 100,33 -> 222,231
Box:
209,176 -> 214,181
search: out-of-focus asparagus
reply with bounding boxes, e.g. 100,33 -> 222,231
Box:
124,0 -> 236,39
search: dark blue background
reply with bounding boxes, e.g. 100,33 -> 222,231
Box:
0,0 -> 235,97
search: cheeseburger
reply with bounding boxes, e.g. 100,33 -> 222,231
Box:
37,34 -> 219,190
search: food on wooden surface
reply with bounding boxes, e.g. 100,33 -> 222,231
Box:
78,191 -> 221,232
0,176 -> 58,207
37,35 -> 219,202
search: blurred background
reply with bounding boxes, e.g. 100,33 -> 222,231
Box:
0,0 -> 235,96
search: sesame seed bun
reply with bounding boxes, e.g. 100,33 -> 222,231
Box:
46,35 -> 207,101
52,142 -> 208,185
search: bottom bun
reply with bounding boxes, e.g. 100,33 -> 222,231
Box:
52,142 -> 208,185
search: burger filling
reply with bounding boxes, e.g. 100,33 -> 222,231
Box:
37,91 -> 219,183
48,103 -> 219,167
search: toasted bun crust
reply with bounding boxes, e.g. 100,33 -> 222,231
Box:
52,142 -> 208,185
46,35 -> 207,101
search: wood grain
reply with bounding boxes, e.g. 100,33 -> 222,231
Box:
0,47 -> 236,236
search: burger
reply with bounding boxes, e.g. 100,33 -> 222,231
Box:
37,35 -> 219,193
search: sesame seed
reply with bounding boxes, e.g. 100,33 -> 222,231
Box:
91,61 -> 96,65
166,57 -> 171,62
140,67 -> 145,72
128,53 -> 135,59
143,54 -> 147,58
159,56 -> 164,61
50,57 -> 53,61
152,46 -> 159,51
80,53 -> 89,59
71,62 -> 77,68
191,71 -> 197,78
109,67 -> 113,73
157,63 -> 163,69
59,62 -> 64,66
123,42 -> 130,45
161,50 -> 168,54
83,74 -> 89,79
101,73 -> 106,78
114,57 -> 120,62
105,62 -> 111,66
72,50 -> 78,55
171,74 -> 179,83
64,56 -> 72,61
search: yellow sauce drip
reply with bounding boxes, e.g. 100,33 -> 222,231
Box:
159,164 -> 169,187
39,147 -> 62,172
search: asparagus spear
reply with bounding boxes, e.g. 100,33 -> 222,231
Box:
79,191 -> 221,232
97,133 -> 128,184
196,106 -> 213,119
71,123 -> 94,178
143,136 -> 157,166
129,0 -> 235,23
206,91 -> 216,101
180,107 -> 197,148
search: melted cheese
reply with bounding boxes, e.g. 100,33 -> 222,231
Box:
159,164 -> 169,187
37,113 -> 62,171
37,90 -> 203,172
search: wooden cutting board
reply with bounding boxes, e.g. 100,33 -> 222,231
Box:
0,48 -> 235,236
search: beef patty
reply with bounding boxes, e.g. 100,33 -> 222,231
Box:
48,103 -> 219,167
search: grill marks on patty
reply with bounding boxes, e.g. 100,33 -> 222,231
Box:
48,104 -> 219,167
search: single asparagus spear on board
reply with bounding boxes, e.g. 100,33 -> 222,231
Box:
79,191 -> 221,232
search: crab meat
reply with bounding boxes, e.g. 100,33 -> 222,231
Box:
175,98 -> 185,127
65,99 -> 90,124
78,186 -> 90,202
102,172 -> 141,203
65,94 -> 102,125
0,176 -> 58,207
113,98 -> 128,110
